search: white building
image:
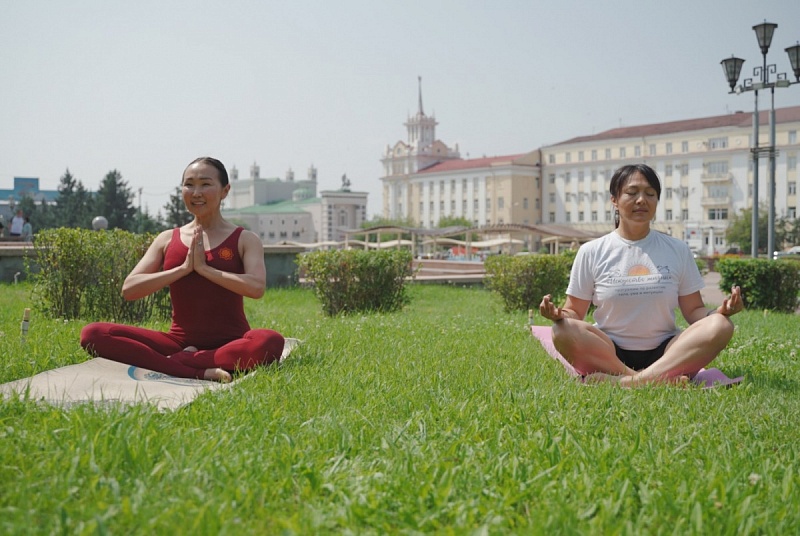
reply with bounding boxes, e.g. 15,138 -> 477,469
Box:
222,164 -> 367,244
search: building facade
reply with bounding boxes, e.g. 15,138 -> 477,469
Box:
542,106 -> 800,255
222,165 -> 367,244
380,80 -> 542,229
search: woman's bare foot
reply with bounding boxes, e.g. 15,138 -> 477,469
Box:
203,368 -> 232,383
585,372 -> 690,387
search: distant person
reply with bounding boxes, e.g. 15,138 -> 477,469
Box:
20,217 -> 33,241
81,157 -> 285,382
9,209 -> 24,237
539,164 -> 744,386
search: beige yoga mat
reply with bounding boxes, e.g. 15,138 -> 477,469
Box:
0,338 -> 300,411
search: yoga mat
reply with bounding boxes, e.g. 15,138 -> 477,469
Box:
0,338 -> 300,410
530,325 -> 743,388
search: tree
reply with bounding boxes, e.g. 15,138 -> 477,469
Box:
53,168 -> 93,229
163,186 -> 192,228
727,204 -> 789,254
93,170 -> 137,231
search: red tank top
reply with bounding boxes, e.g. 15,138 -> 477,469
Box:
164,227 -> 250,347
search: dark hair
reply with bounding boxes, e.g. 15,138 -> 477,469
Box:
609,164 -> 661,200
184,157 -> 229,187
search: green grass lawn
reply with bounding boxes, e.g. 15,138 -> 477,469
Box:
1,283 -> 799,534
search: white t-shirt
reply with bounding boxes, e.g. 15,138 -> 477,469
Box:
566,230 -> 704,350
10,215 -> 24,235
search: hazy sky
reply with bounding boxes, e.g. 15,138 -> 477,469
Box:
2,0 -> 800,218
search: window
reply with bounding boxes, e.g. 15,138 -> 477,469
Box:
789,130 -> 797,144
789,181 -> 797,195
619,147 -> 626,158
565,212 -> 571,222
591,149 -> 597,161
548,154 -> 555,164
665,189 -> 673,200
549,212 -> 555,222
497,197 -> 504,209
578,211 -> 584,222
462,199 -> 467,212
682,141 -> 689,153
450,200 -> 455,212
485,198 -> 490,210
474,199 -> 478,210
440,201 -> 444,210
578,171 -> 585,182
523,197 -> 529,209
419,202 -> 424,213
708,137 -> 728,149
706,161 -> 728,175
634,145 -> 641,157
549,173 -> 556,184
591,191 -> 598,201
708,208 -> 728,220
666,142 -> 673,155
666,209 -> 673,220
665,164 -> 673,176
605,148 -> 611,159
605,210 -> 611,221
549,193 -> 556,203
681,209 -> 689,221
649,144 -> 656,156
591,211 -> 597,222
565,172 -> 571,183
788,155 -> 797,171
430,201 -> 434,211
566,152 -> 571,163
578,151 -> 584,161
788,207 -> 797,218
679,164 -> 689,176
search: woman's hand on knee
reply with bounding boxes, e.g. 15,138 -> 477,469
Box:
539,294 -> 565,322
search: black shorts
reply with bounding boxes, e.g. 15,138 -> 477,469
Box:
613,336 -> 675,371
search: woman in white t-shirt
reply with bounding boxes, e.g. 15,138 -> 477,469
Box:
539,164 -> 743,386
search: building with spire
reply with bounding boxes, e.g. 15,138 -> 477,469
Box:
380,78 -> 541,228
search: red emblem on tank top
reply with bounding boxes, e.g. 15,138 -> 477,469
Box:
219,247 -> 234,261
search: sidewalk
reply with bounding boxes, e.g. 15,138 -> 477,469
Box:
700,271 -> 726,306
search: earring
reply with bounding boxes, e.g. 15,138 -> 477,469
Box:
614,209 -> 620,227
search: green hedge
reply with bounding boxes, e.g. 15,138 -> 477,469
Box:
299,249 -> 414,316
29,228 -> 171,322
716,257 -> 800,313
484,253 -> 573,313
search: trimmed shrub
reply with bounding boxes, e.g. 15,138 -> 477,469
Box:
299,249 -> 414,316
29,228 -> 171,321
485,253 -> 572,312
716,257 -> 800,313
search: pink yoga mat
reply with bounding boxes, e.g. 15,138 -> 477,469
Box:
530,325 -> 743,388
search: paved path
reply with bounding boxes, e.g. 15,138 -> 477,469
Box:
700,271 -> 727,306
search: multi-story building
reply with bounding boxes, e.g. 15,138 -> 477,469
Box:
542,106 -> 800,255
222,163 -> 367,244
381,81 -> 542,229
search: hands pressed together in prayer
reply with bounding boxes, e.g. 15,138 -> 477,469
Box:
181,226 -> 209,274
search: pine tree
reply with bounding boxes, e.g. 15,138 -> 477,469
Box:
164,186 -> 192,228
94,170 -> 137,230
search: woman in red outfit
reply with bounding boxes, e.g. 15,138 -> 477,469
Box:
80,157 -> 285,382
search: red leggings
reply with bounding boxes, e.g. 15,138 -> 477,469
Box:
80,322 -> 285,379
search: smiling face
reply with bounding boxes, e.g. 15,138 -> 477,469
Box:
181,162 -> 230,215
611,171 -> 658,226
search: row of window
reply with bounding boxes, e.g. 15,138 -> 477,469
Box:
549,131 -> 799,166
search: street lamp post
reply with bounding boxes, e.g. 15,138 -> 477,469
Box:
721,22 -> 800,258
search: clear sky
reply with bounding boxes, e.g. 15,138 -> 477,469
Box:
2,0 -> 800,218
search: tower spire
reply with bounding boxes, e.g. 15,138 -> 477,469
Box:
418,75 -> 424,116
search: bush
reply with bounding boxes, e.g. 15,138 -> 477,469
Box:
29,228 -> 171,322
485,253 -> 572,312
716,257 -> 800,313
299,249 -> 414,316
